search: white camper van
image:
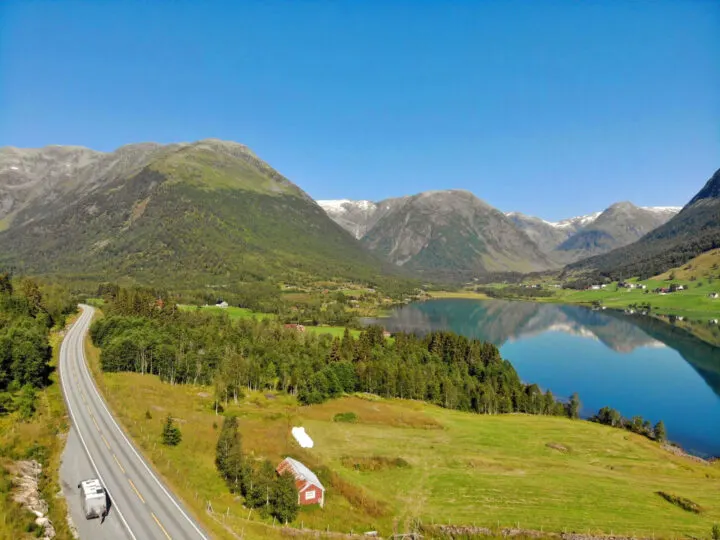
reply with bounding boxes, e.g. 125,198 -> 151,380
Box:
77,478 -> 108,519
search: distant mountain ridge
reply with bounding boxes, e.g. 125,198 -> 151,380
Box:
567,167 -> 720,280
319,196 -> 681,274
358,189 -> 554,280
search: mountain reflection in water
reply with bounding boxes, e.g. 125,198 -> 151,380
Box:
366,299 -> 720,457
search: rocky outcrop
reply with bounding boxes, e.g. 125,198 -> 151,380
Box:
9,460 -> 56,539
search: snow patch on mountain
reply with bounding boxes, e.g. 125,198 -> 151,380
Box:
641,206 -> 682,214
505,206 -> 681,230
550,212 -> 603,229
317,199 -> 377,214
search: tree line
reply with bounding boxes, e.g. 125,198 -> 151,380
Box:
591,406 -> 666,443
90,286 -> 580,419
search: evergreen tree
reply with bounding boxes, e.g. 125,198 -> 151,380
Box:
568,392 -> 581,419
654,420 -> 667,443
215,415 -> 245,492
271,471 -> 299,523
246,460 -> 276,510
162,414 -> 182,446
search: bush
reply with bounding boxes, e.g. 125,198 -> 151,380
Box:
656,491 -> 703,514
333,412 -> 358,423
340,455 -> 410,472
712,524 -> 720,540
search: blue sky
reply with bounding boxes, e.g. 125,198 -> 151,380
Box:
1,1 -> 717,220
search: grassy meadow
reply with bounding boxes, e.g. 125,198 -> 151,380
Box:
0,320 -> 77,540
554,249 -> 720,319
178,304 -> 275,321
178,305 -> 363,338
84,332 -> 720,539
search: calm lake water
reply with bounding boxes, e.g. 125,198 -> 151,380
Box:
368,299 -> 720,457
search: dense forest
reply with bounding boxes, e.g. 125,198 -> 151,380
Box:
0,273 -> 75,417
90,287 -> 576,417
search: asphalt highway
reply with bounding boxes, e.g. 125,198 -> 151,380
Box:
59,305 -> 210,540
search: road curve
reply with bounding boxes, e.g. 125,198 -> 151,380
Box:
59,305 -> 210,540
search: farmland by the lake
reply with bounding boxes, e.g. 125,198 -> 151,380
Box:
84,329 -> 720,538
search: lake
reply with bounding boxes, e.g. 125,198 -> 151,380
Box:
369,298 -> 720,457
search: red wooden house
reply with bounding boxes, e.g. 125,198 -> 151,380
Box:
276,457 -> 325,507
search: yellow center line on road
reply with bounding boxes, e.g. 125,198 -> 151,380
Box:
151,512 -> 172,540
101,434 -> 111,450
90,414 -> 100,431
112,454 -> 126,474
128,479 -> 145,504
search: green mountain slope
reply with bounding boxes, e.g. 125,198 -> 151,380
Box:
0,140 -> 391,287
566,168 -> 720,280
361,190 -> 554,281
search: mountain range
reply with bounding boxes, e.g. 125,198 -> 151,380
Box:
318,195 -> 680,278
1,138 -> 715,286
0,140 -> 390,287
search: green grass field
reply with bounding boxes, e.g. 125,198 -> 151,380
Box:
304,326 -> 361,338
83,330 -> 720,539
178,304 -> 275,320
548,279 -> 720,319
177,305 -> 365,338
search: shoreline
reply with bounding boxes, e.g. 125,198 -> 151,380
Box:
425,290 -> 720,348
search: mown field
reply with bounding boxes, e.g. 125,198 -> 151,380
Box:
550,279 -> 719,318
464,250 -> 720,322
0,323 -> 76,540
178,305 -> 362,337
84,333 -> 720,539
178,304 -> 275,321
552,250 -> 720,319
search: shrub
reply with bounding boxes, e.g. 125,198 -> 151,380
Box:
712,524 -> 720,540
656,491 -> 703,514
340,455 -> 410,472
333,412 -> 358,423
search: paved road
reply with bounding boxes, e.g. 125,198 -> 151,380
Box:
59,305 -> 210,540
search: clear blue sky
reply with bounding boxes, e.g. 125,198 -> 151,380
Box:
1,1 -> 717,220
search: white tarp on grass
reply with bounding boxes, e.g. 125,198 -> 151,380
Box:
291,426 -> 314,448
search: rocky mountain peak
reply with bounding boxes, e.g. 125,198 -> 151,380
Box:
688,168 -> 720,205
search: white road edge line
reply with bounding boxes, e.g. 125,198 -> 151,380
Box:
77,305 -> 209,540
60,309 -> 138,540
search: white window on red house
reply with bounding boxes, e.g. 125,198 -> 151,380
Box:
305,490 -> 315,500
